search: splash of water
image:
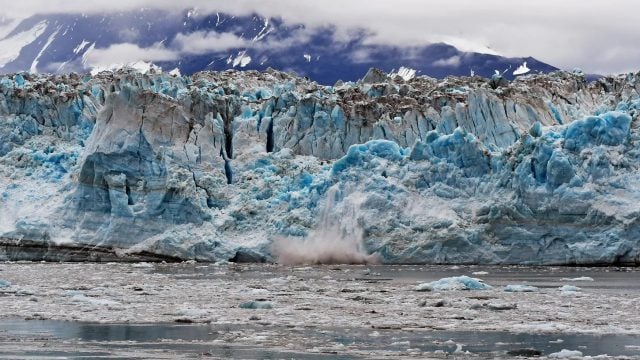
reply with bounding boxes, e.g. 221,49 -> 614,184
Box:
273,185 -> 380,265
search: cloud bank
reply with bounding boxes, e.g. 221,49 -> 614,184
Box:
5,0 -> 640,74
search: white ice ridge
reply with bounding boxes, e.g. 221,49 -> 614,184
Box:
391,66 -> 417,81
231,51 -> 252,67
513,61 -> 531,76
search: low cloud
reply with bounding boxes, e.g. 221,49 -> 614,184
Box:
83,43 -> 179,67
5,0 -> 640,74
433,55 -> 461,67
173,31 -> 249,55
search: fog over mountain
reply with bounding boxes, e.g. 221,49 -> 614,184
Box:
3,0 -> 640,75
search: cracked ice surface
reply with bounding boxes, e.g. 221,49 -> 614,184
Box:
0,69 -> 640,264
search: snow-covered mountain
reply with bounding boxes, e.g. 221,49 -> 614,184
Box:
0,9 -> 558,83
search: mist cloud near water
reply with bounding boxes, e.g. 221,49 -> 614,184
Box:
272,186 -> 380,265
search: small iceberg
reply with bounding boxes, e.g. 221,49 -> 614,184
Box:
239,300 -> 273,309
559,285 -> 581,292
560,277 -> 594,282
504,284 -> 539,292
548,349 -> 583,358
415,276 -> 491,291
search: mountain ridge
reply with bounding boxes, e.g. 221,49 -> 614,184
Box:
0,9 -> 559,84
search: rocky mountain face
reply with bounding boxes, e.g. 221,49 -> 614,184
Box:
0,10 -> 557,83
0,67 -> 639,264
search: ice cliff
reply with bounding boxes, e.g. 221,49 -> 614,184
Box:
1,67 -> 639,264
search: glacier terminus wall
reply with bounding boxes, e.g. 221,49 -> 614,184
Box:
0,68 -> 639,264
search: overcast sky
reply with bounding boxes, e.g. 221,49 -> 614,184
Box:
4,0 -> 640,74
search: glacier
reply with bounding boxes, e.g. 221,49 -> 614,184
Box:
0,67 -> 639,264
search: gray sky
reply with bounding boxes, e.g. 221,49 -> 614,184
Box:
4,0 -> 640,74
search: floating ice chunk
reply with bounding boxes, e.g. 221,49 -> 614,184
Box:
560,277 -> 594,282
71,294 -> 121,307
504,284 -> 539,292
269,277 -> 289,286
0,279 -> 10,288
548,349 -> 583,358
472,271 -> 488,275
131,262 -> 154,268
250,288 -> 269,296
513,61 -> 530,76
415,276 -> 491,291
174,308 -> 210,318
559,285 -> 581,292
239,300 -> 273,309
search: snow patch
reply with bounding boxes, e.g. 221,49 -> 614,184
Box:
73,40 -> 90,55
232,51 -> 252,68
0,20 -> 48,68
0,18 -> 21,40
81,42 -> 96,66
30,27 -> 60,73
252,17 -> 271,42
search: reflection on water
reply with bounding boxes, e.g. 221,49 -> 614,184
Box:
1,319 -> 640,359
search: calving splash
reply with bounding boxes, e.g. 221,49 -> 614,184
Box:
273,185 -> 380,265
